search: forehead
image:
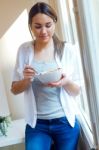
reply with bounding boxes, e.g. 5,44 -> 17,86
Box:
32,13 -> 53,24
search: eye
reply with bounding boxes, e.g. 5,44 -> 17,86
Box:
34,26 -> 42,29
46,23 -> 52,28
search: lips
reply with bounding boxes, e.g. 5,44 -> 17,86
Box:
39,36 -> 49,39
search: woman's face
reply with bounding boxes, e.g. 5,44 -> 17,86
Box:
31,13 -> 55,43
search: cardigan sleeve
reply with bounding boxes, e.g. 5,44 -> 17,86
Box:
62,43 -> 82,85
12,41 -> 34,82
12,44 -> 25,81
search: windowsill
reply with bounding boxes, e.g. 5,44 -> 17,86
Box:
0,119 -> 25,148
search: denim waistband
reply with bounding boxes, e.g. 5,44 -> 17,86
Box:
37,116 -> 66,123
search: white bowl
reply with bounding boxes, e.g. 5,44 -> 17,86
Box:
36,68 -> 62,83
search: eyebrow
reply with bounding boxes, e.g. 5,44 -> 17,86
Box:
34,22 -> 53,26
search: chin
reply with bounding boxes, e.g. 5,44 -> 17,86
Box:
39,38 -> 50,43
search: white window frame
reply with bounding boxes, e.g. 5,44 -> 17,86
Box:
57,0 -> 99,149
73,0 -> 99,148
58,0 -> 92,128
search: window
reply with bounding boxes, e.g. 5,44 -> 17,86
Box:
57,0 -> 99,148
58,0 -> 92,128
72,0 -> 99,147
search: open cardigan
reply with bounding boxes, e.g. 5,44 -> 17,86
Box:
13,41 -> 80,128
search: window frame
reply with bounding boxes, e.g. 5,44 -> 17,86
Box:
56,0 -> 99,148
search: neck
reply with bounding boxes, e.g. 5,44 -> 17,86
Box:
34,38 -> 54,52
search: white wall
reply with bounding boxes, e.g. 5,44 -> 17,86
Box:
0,9 -> 32,119
0,0 -> 32,120
0,72 -> 10,116
0,0 -> 49,38
0,0 -> 62,120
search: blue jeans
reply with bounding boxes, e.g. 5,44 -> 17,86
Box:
25,117 -> 80,150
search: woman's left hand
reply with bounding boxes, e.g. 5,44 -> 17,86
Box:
45,73 -> 80,96
45,73 -> 68,88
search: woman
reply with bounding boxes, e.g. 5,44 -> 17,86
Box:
11,2 -> 80,150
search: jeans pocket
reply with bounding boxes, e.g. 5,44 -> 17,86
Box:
58,117 -> 69,125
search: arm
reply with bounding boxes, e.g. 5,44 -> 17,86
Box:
11,65 -> 35,95
61,44 -> 80,96
11,79 -> 31,95
62,77 -> 80,96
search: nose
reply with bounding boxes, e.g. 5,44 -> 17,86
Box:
40,26 -> 47,35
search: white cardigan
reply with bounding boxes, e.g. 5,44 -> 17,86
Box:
13,41 -> 80,128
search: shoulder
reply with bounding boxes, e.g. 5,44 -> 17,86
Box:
18,41 -> 33,52
64,42 -> 75,53
63,42 -> 77,59
17,41 -> 33,61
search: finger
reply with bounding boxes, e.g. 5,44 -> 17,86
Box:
43,83 -> 54,87
48,80 -> 60,85
24,72 -> 35,77
48,80 -> 62,87
24,65 -> 36,72
23,71 -> 35,77
24,70 -> 34,75
24,68 -> 34,73
25,65 -> 32,69
61,73 -> 66,78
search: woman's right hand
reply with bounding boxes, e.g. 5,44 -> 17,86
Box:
23,65 -> 36,80
11,65 -> 36,95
